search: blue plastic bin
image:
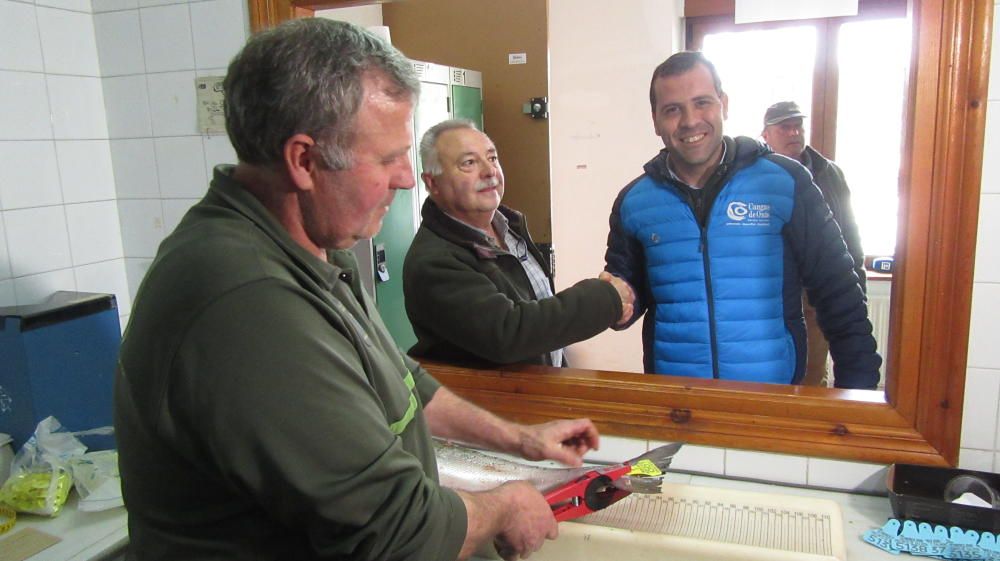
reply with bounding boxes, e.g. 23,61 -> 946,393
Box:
0,291 -> 120,451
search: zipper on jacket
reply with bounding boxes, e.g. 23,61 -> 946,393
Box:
700,227 -> 720,379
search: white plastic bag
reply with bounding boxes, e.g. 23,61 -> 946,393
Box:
0,417 -> 112,516
69,450 -> 123,512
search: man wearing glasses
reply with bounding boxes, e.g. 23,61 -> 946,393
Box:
403,119 -> 633,368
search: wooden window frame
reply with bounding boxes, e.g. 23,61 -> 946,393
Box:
247,0 -> 990,467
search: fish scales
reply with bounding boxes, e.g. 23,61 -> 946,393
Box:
434,439 -> 594,493
433,439 -> 682,495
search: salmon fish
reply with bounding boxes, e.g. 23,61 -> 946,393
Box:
433,439 -> 683,494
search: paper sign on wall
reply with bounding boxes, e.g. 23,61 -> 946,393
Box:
509,53 -> 527,65
196,76 -> 226,135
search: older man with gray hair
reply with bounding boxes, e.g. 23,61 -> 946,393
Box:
403,119 -> 633,368
761,101 -> 867,386
115,20 -> 606,561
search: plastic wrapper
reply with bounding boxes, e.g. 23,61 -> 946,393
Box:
0,417 -> 112,516
69,450 -> 123,512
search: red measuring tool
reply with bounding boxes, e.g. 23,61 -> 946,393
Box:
543,463 -> 634,522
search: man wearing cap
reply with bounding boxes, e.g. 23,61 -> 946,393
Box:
762,101 -> 867,386
604,51 -> 880,389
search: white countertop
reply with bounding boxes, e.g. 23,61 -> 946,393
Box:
0,493 -> 127,561
0,473 -> 899,561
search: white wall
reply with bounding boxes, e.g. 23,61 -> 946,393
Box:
1,0 -> 127,320
0,0 -> 246,328
94,0 -> 247,319
549,0 -> 684,373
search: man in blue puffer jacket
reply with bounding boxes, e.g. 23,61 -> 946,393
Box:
604,51 -> 881,389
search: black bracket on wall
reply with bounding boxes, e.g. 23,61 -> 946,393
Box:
523,97 -> 548,119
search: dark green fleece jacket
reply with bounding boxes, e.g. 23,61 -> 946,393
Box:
402,199 -> 622,367
115,166 -> 466,561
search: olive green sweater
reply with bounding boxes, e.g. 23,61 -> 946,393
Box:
115,166 -> 466,561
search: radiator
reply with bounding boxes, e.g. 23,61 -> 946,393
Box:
867,280 -> 892,389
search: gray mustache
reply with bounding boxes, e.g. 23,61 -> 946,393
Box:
476,177 -> 500,192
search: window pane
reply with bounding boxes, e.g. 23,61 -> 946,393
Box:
702,26 -> 817,138
836,18 -> 911,257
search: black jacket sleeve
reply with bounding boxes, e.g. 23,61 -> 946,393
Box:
824,163 -> 867,294
604,180 -> 648,329
783,161 -> 882,389
404,242 -> 621,365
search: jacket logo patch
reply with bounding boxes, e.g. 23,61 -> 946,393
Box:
726,201 -> 771,226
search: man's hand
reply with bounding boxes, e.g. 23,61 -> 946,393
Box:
492,482 -> 559,561
518,418 -> 599,467
599,271 -> 634,326
458,482 -> 558,561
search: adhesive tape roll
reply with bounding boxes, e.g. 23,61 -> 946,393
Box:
0,504 -> 14,534
943,474 -> 1000,508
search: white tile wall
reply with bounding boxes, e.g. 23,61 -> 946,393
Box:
4,206 -> 73,276
47,75 -> 108,139
976,194 -> 1000,282
95,0 -> 245,313
56,140 -> 117,204
665,442 -> 726,474
991,10 -> 1000,100
968,283 -> 1000,369
139,0 -> 185,9
2,0 -> 247,322
0,71 -> 53,140
0,214 -> 10,280
960,448 -> 994,472
102,75 -> 153,138
147,71 -> 197,136
161,198 -> 197,234
117,198 -> 164,257
960,368 -> 1000,450
35,0 -> 92,13
982,103 -> 1000,193
37,7 -> 101,76
92,0 -> 137,12
0,280 -> 14,306
111,138 -> 160,198
124,257 -> 152,301
94,11 -> 146,77
807,458 -> 887,494
154,136 -> 206,197
190,0 -> 245,69
1,0 -> 128,320
13,268 -> 77,305
0,141 -> 63,209
583,435 -> 648,464
202,134 -> 237,175
75,258 -> 131,314
726,449 -> 808,486
139,4 -> 194,73
66,201 -> 123,264
0,2 -> 45,73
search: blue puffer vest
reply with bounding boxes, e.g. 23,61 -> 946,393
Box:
618,140 -> 797,383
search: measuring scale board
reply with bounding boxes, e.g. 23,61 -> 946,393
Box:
533,483 -> 847,561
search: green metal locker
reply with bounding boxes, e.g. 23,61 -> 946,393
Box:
368,61 -> 484,351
